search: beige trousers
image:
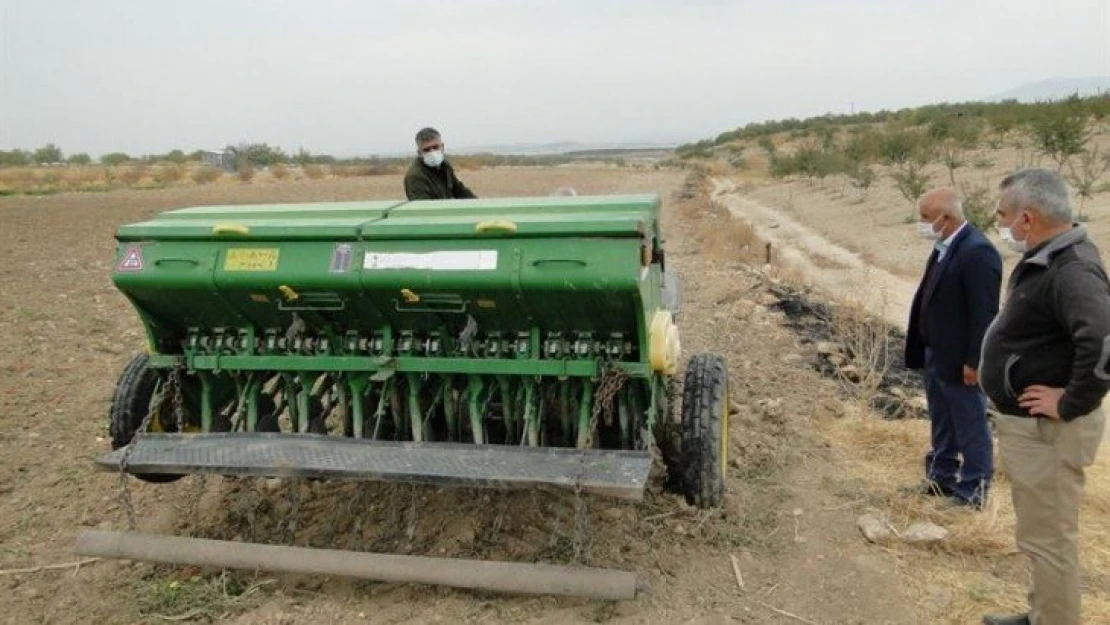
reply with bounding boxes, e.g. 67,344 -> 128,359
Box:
995,408 -> 1105,625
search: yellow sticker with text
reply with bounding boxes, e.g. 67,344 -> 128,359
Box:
225,248 -> 279,271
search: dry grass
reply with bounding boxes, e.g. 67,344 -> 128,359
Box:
153,164 -> 185,185
675,172 -> 761,264
696,135 -> 1110,621
828,300 -> 893,397
117,165 -> 146,186
302,164 -> 325,180
191,165 -> 223,185
330,164 -> 400,178
269,163 -> 290,181
814,400 -> 1110,623
236,163 -> 255,183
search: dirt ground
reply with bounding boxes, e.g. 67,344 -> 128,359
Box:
0,166 -> 1105,624
710,148 -> 1110,623
736,135 -> 1110,283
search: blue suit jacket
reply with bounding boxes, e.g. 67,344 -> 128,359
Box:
905,225 -> 1002,383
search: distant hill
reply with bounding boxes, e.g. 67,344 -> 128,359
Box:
453,141 -> 677,156
985,77 -> 1110,102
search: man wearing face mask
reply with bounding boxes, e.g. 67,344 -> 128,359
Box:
978,169 -> 1108,625
403,127 -> 478,201
905,188 -> 1002,509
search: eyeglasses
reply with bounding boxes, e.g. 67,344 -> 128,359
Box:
419,143 -> 443,154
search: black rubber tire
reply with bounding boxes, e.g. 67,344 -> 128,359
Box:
680,353 -> 729,508
108,353 -> 183,484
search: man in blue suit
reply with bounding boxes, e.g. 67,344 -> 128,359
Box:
905,188 -> 1002,509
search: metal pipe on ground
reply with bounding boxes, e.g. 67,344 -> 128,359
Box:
76,531 -> 638,600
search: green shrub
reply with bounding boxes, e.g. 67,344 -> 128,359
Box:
757,136 -> 777,157
849,165 -> 876,196
940,144 -> 967,185
890,162 -> 932,212
163,149 -> 187,164
958,182 -> 995,232
33,143 -> 63,164
1030,100 -> 1091,170
879,129 -> 931,166
843,129 -> 882,164
1066,146 -> 1108,218
769,154 -> 795,179
100,152 -> 132,166
0,149 -> 32,166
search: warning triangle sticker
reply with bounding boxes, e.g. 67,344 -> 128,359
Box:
117,247 -> 144,272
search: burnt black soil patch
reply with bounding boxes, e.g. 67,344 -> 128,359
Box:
767,283 -> 927,420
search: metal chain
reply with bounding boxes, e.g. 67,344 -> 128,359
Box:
171,365 -> 186,433
583,365 -> 628,450
572,362 -> 628,563
118,364 -> 183,530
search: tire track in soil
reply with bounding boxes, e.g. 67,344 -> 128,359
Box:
711,179 -> 916,329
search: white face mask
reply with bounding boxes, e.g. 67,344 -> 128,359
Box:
998,220 -> 1028,253
917,217 -> 943,241
422,149 -> 445,168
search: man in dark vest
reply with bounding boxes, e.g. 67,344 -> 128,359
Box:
403,127 -> 477,201
905,187 -> 1002,509
979,169 -> 1108,625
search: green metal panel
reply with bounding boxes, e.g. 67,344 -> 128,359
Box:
148,354 -> 651,378
116,201 -> 403,241
113,194 -> 666,362
109,194 -> 676,457
157,201 -> 403,220
363,195 -> 659,240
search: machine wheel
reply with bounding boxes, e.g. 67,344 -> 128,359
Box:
680,353 -> 729,508
108,353 -> 183,483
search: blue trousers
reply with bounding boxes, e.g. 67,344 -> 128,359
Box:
923,350 -> 993,504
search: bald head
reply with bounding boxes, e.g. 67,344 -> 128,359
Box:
919,188 -> 964,220
917,188 -> 966,240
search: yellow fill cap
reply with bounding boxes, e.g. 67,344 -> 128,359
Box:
649,310 -> 682,374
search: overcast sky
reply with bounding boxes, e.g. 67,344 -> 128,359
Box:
1,0 -> 1108,157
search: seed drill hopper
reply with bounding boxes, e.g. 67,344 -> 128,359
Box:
84,194 -> 730,597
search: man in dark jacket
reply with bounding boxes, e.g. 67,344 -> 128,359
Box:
905,188 -> 1002,508
403,127 -> 477,201
979,169 -> 1108,625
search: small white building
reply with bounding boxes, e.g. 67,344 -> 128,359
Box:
198,149 -> 235,171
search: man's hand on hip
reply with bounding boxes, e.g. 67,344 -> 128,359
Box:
962,365 -> 979,386
1018,385 -> 1065,419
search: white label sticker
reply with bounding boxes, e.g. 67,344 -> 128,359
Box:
363,250 -> 498,271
